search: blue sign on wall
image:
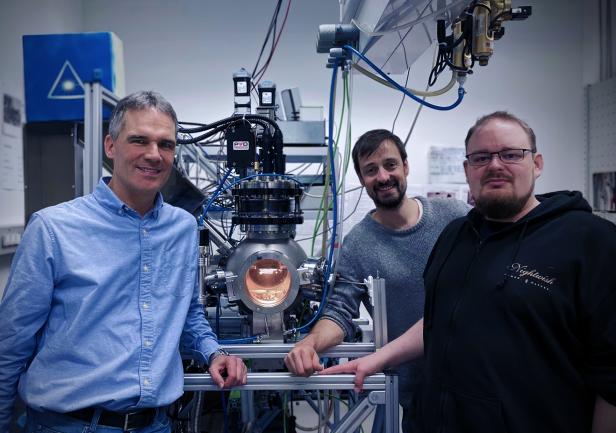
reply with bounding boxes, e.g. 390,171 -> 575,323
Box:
23,32 -> 125,122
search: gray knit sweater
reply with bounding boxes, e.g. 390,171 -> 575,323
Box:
321,196 -> 470,410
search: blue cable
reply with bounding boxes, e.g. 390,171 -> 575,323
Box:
200,167 -> 234,226
342,44 -> 465,111
287,60 -> 340,336
219,336 -> 261,344
216,294 -> 221,336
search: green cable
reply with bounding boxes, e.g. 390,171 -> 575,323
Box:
310,72 -> 348,256
310,74 -> 352,260
312,76 -> 345,254
283,392 -> 288,433
337,73 -> 353,194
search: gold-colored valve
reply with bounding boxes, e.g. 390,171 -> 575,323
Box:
452,20 -> 465,71
473,0 -> 493,66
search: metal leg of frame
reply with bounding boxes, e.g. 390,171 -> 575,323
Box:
385,373 -> 399,433
253,408 -> 281,433
82,81 -> 118,196
331,391 -> 384,433
83,80 -> 103,195
240,390 -> 255,428
83,82 -> 93,195
333,390 -> 340,425
72,122 -> 83,198
90,81 -> 103,191
371,405 -> 384,433
372,278 -> 388,350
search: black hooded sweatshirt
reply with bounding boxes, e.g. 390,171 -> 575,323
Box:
420,191 -> 616,433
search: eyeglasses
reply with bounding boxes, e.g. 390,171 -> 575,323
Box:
465,148 -> 536,166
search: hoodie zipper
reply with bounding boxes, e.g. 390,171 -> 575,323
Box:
437,226 -> 483,433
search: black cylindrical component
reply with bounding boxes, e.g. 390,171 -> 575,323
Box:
273,129 -> 285,174
199,228 -> 209,247
261,131 -> 275,173
231,178 -> 303,232
437,19 -> 446,43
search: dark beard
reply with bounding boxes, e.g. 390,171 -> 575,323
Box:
372,182 -> 405,209
474,188 -> 533,220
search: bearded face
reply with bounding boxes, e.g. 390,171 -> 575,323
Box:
358,140 -> 409,211
464,119 -> 543,222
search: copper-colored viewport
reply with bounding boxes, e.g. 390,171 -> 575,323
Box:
245,259 -> 291,307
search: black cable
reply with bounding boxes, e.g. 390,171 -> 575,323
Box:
428,51 -> 449,86
216,294 -> 221,335
254,7 -> 279,81
179,113 -> 273,135
391,66 -> 411,133
195,135 -> 225,146
178,121 -> 208,127
251,0 -> 283,78
427,14 -> 475,87
253,0 -> 292,87
379,0 -> 432,70
252,3 -> 280,88
178,119 -> 250,145
391,20 -> 411,134
177,116 -> 279,144
227,223 -> 236,241
178,123 -> 213,134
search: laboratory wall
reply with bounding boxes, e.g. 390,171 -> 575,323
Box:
0,0 -> 609,293
0,0 -> 83,294
80,0 -> 593,194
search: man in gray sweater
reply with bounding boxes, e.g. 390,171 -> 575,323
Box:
284,129 -> 469,432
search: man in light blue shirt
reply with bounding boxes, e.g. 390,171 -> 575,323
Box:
0,91 -> 247,432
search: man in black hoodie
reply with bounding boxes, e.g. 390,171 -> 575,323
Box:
321,112 -> 616,433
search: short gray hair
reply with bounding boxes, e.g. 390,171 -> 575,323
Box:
108,90 -> 177,140
465,111 -> 536,152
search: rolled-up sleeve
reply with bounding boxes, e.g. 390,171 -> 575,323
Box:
321,240 -> 369,340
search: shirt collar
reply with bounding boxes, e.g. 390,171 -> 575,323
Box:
93,177 -> 164,219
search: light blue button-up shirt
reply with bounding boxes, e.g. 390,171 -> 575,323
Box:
0,178 -> 219,430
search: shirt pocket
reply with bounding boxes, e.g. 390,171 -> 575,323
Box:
158,249 -> 195,297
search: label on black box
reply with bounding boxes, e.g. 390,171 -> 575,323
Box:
233,141 -> 250,151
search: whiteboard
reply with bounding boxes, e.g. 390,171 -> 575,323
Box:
0,81 -> 25,229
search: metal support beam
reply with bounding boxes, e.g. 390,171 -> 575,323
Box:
372,278 -> 388,349
184,372 -> 388,391
82,81 -> 119,195
92,82 -> 104,193
240,390 -> 255,427
72,122 -> 84,198
384,374 -> 399,433
330,391 -> 383,433
202,219 -> 234,256
83,82 -> 94,195
218,343 -> 375,359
